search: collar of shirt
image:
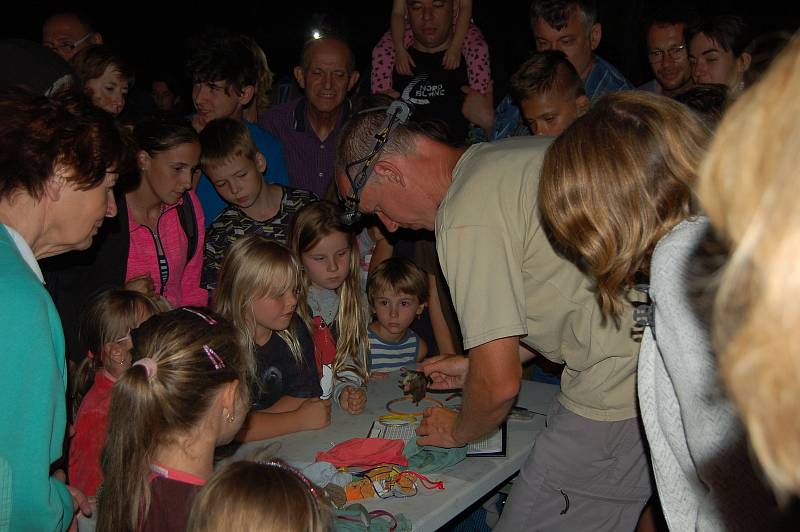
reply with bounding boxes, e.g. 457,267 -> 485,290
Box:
292,97 -> 352,134
3,223 -> 44,282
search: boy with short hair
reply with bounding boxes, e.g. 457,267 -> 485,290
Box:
366,257 -> 429,375
509,50 -> 590,137
186,31 -> 290,223
200,118 -> 317,290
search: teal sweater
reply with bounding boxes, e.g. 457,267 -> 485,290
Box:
0,225 -> 72,531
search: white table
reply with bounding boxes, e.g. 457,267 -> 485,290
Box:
225,375 -> 559,532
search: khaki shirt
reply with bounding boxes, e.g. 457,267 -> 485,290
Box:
435,137 -> 640,421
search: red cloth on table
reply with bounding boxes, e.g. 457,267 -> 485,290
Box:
316,438 -> 408,467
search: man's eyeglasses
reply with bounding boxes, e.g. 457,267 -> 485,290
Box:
44,32 -> 94,55
648,44 -> 687,63
339,100 -> 413,225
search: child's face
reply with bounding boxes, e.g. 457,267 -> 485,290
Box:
207,152 -> 267,209
301,231 -> 351,291
520,92 -> 585,137
251,285 -> 298,337
106,308 -> 153,377
371,289 -> 425,336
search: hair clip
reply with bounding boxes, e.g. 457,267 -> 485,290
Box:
203,345 -> 226,370
182,307 -> 217,325
133,357 -> 158,381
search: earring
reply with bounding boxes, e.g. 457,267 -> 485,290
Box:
224,408 -> 235,423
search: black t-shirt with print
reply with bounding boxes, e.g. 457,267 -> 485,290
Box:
392,48 -> 469,145
251,316 -> 321,411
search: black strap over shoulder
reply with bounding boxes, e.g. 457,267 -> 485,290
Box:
176,195 -> 198,266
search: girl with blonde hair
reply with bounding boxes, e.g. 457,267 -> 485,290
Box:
214,234 -> 330,441
699,35 -> 800,497
539,91 -> 780,529
96,307 -> 251,532
186,459 -> 332,532
290,201 -> 370,415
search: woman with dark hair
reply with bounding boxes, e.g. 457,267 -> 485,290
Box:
71,44 -> 134,116
688,15 -> 751,95
0,86 -> 125,531
44,114 -> 207,365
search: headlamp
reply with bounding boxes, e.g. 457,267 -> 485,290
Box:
339,99 -> 413,225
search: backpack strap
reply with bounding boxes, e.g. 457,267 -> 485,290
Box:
176,195 -> 198,266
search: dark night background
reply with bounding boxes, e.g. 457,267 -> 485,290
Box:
4,1 -> 799,105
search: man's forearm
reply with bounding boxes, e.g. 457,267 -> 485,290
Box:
451,337 -> 521,444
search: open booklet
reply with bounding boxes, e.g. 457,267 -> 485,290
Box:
368,419 -> 507,457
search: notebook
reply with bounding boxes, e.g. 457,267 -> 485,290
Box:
368,419 -> 507,457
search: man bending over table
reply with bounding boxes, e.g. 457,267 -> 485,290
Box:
334,109 -> 650,531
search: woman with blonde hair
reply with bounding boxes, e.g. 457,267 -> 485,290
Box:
699,35 -> 800,497
539,91 -> 780,530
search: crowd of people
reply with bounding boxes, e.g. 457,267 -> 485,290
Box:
0,1 -> 798,531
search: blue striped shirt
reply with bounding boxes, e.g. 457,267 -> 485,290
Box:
368,327 -> 420,372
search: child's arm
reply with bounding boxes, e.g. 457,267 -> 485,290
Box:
237,398 -> 331,441
443,0 -> 473,69
333,367 -> 367,415
416,336 -> 429,362
261,395 -> 308,413
392,0 -> 415,75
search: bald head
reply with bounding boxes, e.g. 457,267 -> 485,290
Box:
300,37 -> 355,73
42,12 -> 101,62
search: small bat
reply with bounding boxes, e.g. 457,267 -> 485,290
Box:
399,368 -> 431,405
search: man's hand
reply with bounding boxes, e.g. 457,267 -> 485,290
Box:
416,407 -> 464,447
339,386 -> 367,415
418,354 -> 468,390
461,84 -> 494,135
395,48 -> 416,76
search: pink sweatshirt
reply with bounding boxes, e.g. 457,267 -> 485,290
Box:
126,191 -> 207,307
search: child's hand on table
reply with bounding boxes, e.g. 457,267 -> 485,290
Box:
298,397 -> 331,430
340,386 -> 367,415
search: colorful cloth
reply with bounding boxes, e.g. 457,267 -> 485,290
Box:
315,438 -> 408,468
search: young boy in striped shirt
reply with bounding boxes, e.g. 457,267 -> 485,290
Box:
367,257 -> 428,376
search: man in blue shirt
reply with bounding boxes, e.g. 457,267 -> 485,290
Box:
464,0 -> 632,140
187,31 -> 289,224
